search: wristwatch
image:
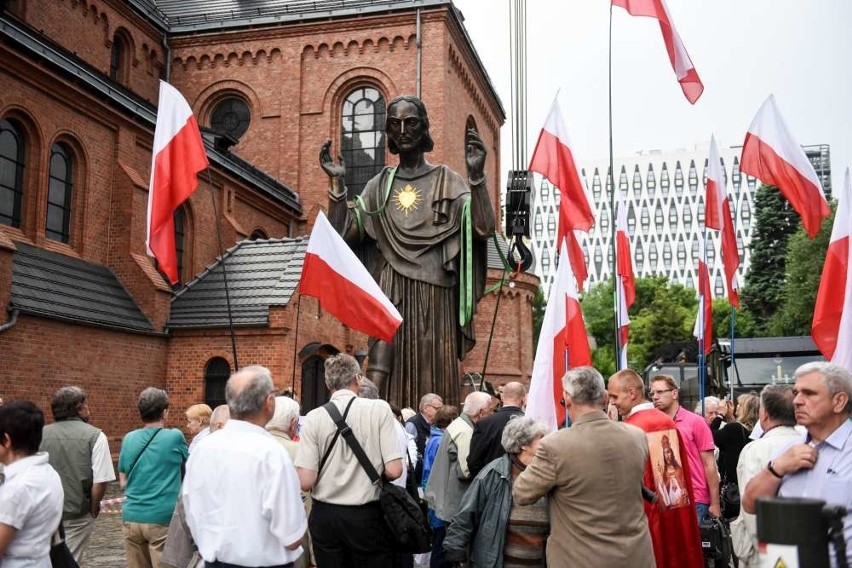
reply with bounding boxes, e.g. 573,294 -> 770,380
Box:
767,460 -> 783,479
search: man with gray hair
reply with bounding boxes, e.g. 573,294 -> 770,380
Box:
40,386 -> 115,564
405,392 -> 443,486
296,353 -> 402,567
743,362 -> 852,567
208,404 -> 230,433
730,384 -> 799,567
183,365 -> 306,568
513,367 -> 655,567
468,381 -> 526,476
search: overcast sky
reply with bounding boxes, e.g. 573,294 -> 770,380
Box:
452,0 -> 852,194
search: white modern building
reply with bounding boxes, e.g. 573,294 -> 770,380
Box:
532,142 -> 831,297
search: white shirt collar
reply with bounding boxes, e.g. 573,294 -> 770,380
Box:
4,452 -> 49,481
627,402 -> 655,418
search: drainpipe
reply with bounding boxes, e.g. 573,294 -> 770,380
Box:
415,9 -> 422,98
161,34 -> 171,82
0,308 -> 19,334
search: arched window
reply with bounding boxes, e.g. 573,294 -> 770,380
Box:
174,206 -> 186,281
204,357 -> 231,409
250,228 -> 268,240
0,119 -> 25,228
46,142 -> 74,243
211,96 -> 251,141
110,30 -> 131,85
341,87 -> 386,199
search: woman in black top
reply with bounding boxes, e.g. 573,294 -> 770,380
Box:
711,393 -> 760,518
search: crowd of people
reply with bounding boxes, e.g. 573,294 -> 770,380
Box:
1,359 -> 851,568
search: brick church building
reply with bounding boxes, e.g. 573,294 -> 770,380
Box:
0,0 -> 537,448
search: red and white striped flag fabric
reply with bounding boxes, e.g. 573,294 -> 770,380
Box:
527,242 -> 592,431
740,94 -> 829,238
564,229 -> 588,294
146,81 -> 208,284
299,211 -> 402,342
705,135 -> 740,307
813,168 -> 852,370
529,98 -> 595,237
612,0 -> 704,104
693,237 -> 713,355
615,193 -> 635,368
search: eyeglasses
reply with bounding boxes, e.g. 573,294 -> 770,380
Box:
429,404 -> 442,410
649,389 -> 674,397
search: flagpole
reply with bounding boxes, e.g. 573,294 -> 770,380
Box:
729,195 -> 738,402
290,294 -> 302,395
608,1 -> 622,369
480,271 -> 507,385
205,170 -> 240,371
699,228 -> 707,417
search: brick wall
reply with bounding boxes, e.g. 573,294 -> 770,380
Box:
0,314 -> 168,455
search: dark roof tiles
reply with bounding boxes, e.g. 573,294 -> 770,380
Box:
10,243 -> 155,333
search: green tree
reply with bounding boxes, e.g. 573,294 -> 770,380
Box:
739,184 -> 800,334
581,276 -> 697,372
712,297 -> 757,341
767,204 -> 835,336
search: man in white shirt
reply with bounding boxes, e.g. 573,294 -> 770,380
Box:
40,386 -> 116,564
730,384 -> 800,567
183,365 -> 307,568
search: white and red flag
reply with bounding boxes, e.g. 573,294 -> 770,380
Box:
146,81 -> 208,284
529,97 -> 594,290
299,211 -> 402,343
612,0 -> 704,104
526,242 -> 592,432
704,135 -> 740,307
693,237 -> 713,355
812,168 -> 852,370
740,94 -> 829,238
615,193 -> 635,368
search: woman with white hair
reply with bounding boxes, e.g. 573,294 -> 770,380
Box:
443,416 -> 550,567
266,396 -> 301,459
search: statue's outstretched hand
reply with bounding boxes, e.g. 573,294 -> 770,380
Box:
465,128 -> 487,182
320,140 -> 346,180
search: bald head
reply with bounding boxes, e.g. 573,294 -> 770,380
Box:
607,369 -> 647,418
226,365 -> 275,422
209,405 -> 230,432
501,382 -> 527,407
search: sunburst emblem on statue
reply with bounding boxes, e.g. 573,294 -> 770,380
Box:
394,184 -> 422,215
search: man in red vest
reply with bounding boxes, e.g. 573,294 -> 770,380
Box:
608,369 -> 704,567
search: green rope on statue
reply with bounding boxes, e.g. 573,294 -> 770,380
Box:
352,167 -> 397,242
459,198 -> 474,326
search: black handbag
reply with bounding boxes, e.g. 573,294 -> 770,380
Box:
323,401 -> 432,553
699,517 -> 733,563
49,522 -> 80,568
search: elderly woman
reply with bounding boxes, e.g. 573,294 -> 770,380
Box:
118,387 -> 188,568
185,403 -> 213,453
0,401 -> 64,568
443,416 -> 550,567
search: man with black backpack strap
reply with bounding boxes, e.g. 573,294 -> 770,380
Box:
295,354 -> 403,567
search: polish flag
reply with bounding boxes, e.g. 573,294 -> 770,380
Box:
299,211 -> 402,343
612,0 -> 704,104
704,135 -> 740,307
146,81 -> 208,284
564,229 -> 588,294
529,98 -> 595,237
812,168 -> 852,370
740,95 -> 829,238
615,193 -> 635,368
527,242 -> 592,431
693,238 -> 713,355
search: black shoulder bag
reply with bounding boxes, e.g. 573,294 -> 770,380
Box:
323,401 -> 432,553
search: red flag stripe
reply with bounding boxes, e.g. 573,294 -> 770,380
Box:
612,0 -> 704,104
812,238 -> 848,361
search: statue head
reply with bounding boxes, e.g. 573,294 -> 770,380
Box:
386,95 -> 434,154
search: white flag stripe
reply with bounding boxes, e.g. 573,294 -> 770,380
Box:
747,95 -> 825,198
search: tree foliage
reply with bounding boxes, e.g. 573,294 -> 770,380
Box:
581,276 -> 698,373
739,184 -> 800,334
532,287 -> 546,352
766,204 -> 834,336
